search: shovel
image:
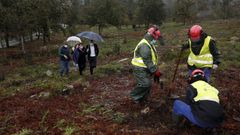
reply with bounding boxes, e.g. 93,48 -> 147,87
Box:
168,49 -> 183,99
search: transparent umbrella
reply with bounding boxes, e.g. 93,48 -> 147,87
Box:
66,36 -> 82,47
76,31 -> 104,42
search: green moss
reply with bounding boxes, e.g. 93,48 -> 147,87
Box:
95,62 -> 123,76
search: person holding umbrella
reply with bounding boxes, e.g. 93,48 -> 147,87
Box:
67,36 -> 82,71
86,40 -> 99,75
77,31 -> 103,75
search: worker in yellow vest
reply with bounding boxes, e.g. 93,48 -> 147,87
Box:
131,25 -> 164,104
182,25 -> 221,82
172,69 -> 224,128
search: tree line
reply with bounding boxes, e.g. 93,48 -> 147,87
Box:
0,0 -> 239,49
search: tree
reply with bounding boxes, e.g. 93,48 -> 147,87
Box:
174,0 -> 196,24
120,0 -> 138,28
0,0 -> 17,48
136,0 -> 166,27
230,0 -> 240,18
210,0 -> 240,19
12,0 -> 37,53
84,0 -> 125,35
27,0 -> 71,45
65,0 -> 82,35
221,0 -> 233,19
0,0 -> 71,48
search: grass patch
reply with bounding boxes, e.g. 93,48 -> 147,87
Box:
54,119 -> 79,135
12,129 -> 33,135
218,41 -> 240,69
112,112 -> 126,124
0,63 -> 78,97
81,104 -> 105,115
80,103 -> 126,124
95,62 -> 123,77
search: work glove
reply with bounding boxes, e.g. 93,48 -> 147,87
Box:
212,64 -> 218,70
63,55 -> 68,59
154,69 -> 162,83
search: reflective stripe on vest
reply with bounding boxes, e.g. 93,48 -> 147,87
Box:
131,39 -> 158,68
187,36 -> 213,68
192,80 -> 219,103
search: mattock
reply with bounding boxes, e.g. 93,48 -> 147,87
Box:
168,49 -> 183,99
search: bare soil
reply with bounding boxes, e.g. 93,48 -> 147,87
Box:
0,66 -> 240,134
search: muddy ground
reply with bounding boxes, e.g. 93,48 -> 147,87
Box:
0,65 -> 240,135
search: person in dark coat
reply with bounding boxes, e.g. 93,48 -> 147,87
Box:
172,69 -> 224,128
86,40 -> 99,75
59,44 -> 71,76
77,43 -> 87,75
72,44 -> 80,71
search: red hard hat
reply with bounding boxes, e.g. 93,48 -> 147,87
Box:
189,25 -> 202,41
191,69 -> 204,78
148,26 -> 161,40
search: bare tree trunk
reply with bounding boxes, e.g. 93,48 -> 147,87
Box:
23,35 -> 26,43
222,0 -> 232,19
37,30 -> 40,40
43,26 -> 49,45
0,36 -> 3,48
47,30 -> 50,42
30,31 -> 33,42
20,35 -> 26,54
4,32 -> 9,48
43,31 -> 46,45
0,71 -> 4,82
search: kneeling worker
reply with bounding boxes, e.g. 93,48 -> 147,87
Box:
172,69 -> 224,128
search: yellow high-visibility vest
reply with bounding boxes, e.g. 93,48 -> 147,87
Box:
192,80 -> 219,103
187,36 -> 213,68
131,39 -> 158,68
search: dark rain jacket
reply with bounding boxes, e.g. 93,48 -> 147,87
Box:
185,80 -> 224,126
77,47 -> 87,68
86,43 -> 99,59
59,46 -> 70,61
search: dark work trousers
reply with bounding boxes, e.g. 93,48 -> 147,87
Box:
88,57 -> 97,75
77,49 -> 86,75
130,67 -> 152,102
78,65 -> 85,75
